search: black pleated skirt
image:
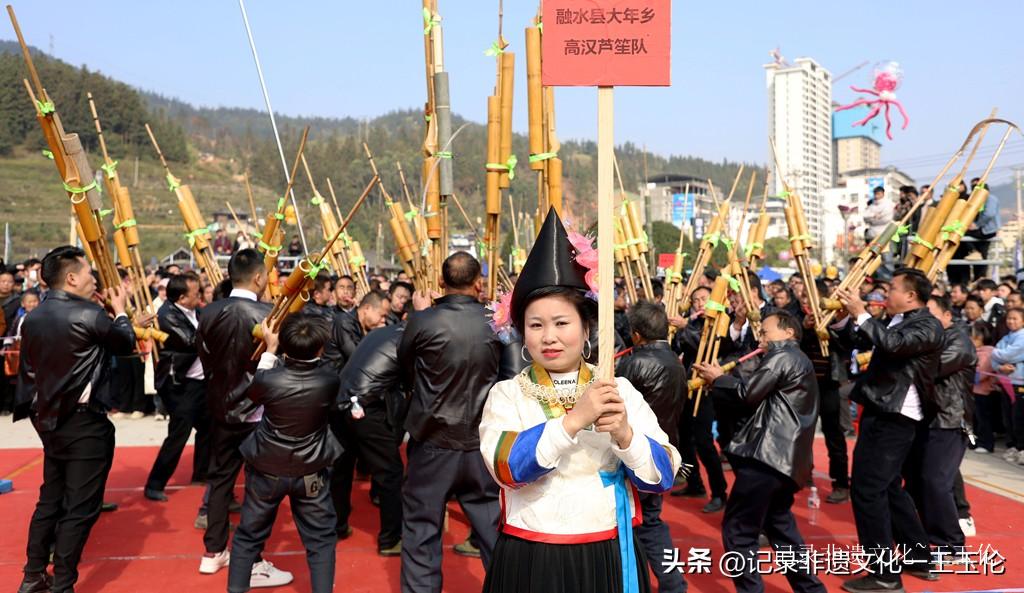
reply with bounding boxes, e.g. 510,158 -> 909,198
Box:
482,531 -> 652,593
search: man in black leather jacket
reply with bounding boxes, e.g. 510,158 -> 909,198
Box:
834,269 -> 942,592
195,249 -> 291,586
332,323 -> 406,555
397,252 -> 503,592
145,272 -> 211,501
670,285 -> 729,511
695,311 -> 826,593
228,314 -> 342,593
901,296 -> 977,556
322,290 -> 389,370
16,246 -> 140,593
616,301 -> 687,593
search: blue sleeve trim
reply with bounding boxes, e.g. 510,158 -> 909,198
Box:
507,422 -> 555,485
624,436 -> 675,493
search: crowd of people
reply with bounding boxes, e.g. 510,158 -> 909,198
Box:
6,204 -> 1023,593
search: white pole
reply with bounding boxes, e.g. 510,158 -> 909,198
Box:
238,0 -> 309,255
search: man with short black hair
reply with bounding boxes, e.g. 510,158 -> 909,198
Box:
16,246 -> 140,593
695,311 -> 826,593
398,251 -> 502,591
900,295 -> 977,558
308,272 -> 334,318
228,314 -> 342,593
387,281 -> 413,325
145,272 -> 211,502
616,301 -> 687,593
323,290 -> 389,371
196,249 -> 292,586
333,275 -> 357,315
835,269 -> 943,592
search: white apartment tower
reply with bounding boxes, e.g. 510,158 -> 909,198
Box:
764,57 -> 833,242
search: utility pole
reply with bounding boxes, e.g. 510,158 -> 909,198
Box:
1016,167 -> 1023,271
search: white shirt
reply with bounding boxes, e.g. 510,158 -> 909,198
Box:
983,297 -> 1004,322
230,288 -> 259,302
855,311 -> 923,421
174,303 -> 205,380
79,313 -> 128,404
729,320 -> 749,343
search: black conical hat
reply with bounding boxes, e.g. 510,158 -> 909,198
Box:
510,207 -> 590,331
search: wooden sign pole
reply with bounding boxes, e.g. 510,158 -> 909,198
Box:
597,86 -> 615,380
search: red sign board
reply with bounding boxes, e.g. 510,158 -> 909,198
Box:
657,253 -> 675,270
542,0 -> 671,87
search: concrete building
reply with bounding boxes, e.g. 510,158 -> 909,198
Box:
833,104 -> 884,177
764,57 -> 833,242
821,166 -> 915,263
644,175 -> 720,240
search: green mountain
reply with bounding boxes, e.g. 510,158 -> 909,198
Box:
1,41 -> 759,264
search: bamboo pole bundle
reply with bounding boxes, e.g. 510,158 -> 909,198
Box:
254,128 -> 309,298
613,220 -> 639,304
679,199 -> 729,314
365,143 -> 429,292
689,274 -> 730,416
396,163 -> 436,290
482,36 -> 515,301
144,124 -> 223,285
326,178 -> 371,296
905,109 -> 998,269
525,14 -> 562,222
815,117 -> 1014,334
251,175 -> 378,358
300,155 -> 349,279
449,193 -> 514,293
927,124 -> 1019,281
688,348 -> 764,392
744,174 -> 771,272
8,8 -> 120,294
664,221 -> 687,339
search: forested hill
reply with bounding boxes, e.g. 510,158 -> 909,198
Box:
1,40 -> 759,262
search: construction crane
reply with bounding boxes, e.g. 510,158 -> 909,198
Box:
832,60 -> 870,84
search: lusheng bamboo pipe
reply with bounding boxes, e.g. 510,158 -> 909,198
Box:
689,274 -> 730,415
251,173 -> 378,357
12,53 -> 118,293
679,200 -> 729,313
815,119 -> 1011,335
687,348 -> 765,391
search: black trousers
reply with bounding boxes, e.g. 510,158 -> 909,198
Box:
637,492 -> 686,593
24,409 -> 115,592
1013,391 -> 1024,450
902,425 -> 967,550
113,355 -> 149,414
204,421 -> 256,553
679,394 -> 728,498
146,379 -> 211,491
851,410 -> 931,582
722,459 -> 826,593
819,379 -> 849,489
952,472 -> 971,520
228,465 -> 336,593
330,405 -> 404,548
401,438 -> 500,593
973,392 -> 995,451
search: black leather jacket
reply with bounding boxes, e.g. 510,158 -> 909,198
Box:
727,339 -> 819,487
338,324 -> 406,428
155,301 -> 200,390
240,357 -> 343,477
196,295 -> 272,424
932,324 -> 977,431
323,310 -> 365,371
615,341 -> 685,445
399,294 -> 502,450
15,290 -> 136,432
841,307 -> 943,415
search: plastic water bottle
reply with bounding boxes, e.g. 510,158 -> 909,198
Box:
350,397 -> 365,420
807,486 -> 820,524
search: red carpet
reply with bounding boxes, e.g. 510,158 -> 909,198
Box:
1,437 -> 1021,593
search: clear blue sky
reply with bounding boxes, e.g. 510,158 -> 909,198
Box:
6,0 -> 1023,185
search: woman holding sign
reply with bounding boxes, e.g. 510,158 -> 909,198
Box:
479,209 -> 681,593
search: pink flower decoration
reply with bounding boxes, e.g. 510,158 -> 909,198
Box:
566,230 -> 598,270
488,290 -> 515,335
584,269 -> 599,294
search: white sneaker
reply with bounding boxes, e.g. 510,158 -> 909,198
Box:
249,560 -> 293,588
1002,447 -> 1019,461
972,447 -> 991,454
959,517 -> 976,538
199,550 -> 230,574
130,411 -> 145,419
1015,450 -> 1024,465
